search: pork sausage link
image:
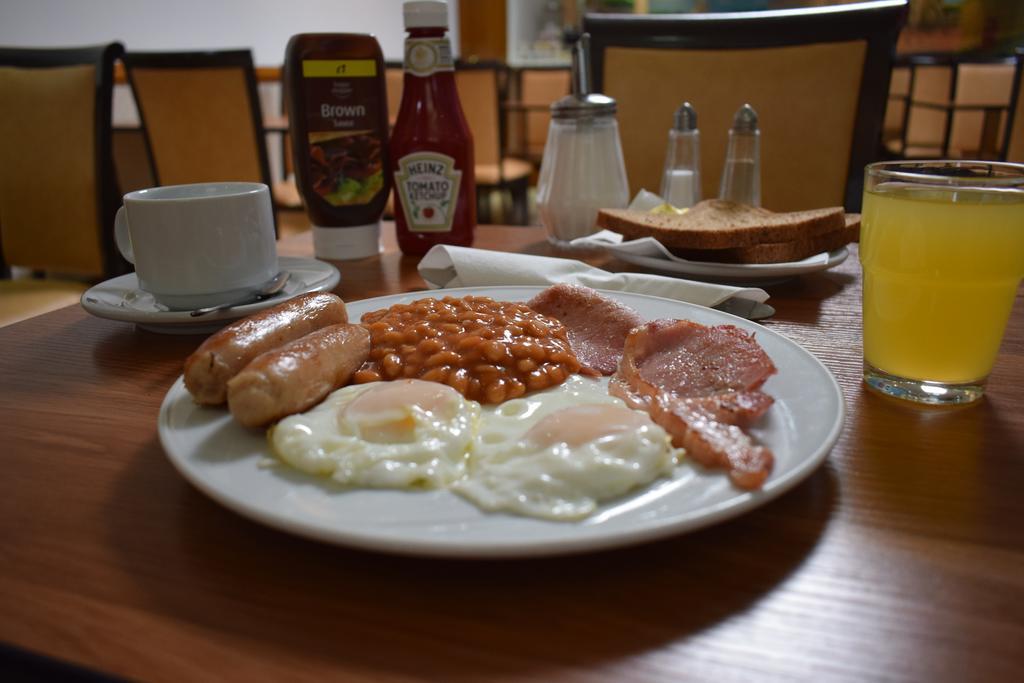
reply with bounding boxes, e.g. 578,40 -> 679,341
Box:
184,292 -> 347,405
226,323 -> 371,428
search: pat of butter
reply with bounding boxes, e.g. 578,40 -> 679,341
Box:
649,203 -> 687,215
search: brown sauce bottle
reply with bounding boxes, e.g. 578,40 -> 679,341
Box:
284,33 -> 390,259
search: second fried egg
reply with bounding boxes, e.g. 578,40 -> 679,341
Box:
454,375 -> 682,520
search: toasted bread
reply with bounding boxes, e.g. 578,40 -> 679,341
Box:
597,199 -> 846,250
670,214 -> 860,264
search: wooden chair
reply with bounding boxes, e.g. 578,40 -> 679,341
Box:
505,67 -> 572,167
123,49 -> 288,229
454,61 -> 533,225
585,0 -> 908,212
893,56 -> 947,158
0,43 -> 128,327
271,73 -> 301,211
385,62 -> 404,128
1004,49 -> 1024,163
896,53 -> 1020,161
882,60 -> 911,156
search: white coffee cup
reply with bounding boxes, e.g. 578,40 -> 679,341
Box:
114,182 -> 278,310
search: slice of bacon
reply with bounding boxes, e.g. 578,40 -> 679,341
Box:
528,284 -> 644,375
612,319 -> 777,489
650,395 -> 774,490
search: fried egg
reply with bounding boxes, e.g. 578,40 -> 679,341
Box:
269,379 -> 479,488
270,374 -> 680,520
452,375 -> 682,521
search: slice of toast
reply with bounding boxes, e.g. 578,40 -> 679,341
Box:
597,199 -> 846,250
670,214 -> 860,264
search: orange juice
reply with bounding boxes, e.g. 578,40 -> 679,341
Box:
860,185 -> 1024,385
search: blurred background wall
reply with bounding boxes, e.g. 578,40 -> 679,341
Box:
0,0 -> 462,63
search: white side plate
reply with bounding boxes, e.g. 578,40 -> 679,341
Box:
611,246 -> 849,283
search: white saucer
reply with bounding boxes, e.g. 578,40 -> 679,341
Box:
80,256 -> 341,334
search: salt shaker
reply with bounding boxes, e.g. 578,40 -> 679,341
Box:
660,102 -> 701,208
536,34 -> 629,246
718,103 -> 761,207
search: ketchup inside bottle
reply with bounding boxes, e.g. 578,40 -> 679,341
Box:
390,25 -> 476,256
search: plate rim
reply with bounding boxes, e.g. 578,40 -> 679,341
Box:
158,285 -> 845,558
612,246 -> 849,280
80,256 -> 340,326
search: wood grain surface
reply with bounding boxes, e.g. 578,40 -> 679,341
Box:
1,223 -> 1022,682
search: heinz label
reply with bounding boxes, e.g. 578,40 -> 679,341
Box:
394,152 -> 462,233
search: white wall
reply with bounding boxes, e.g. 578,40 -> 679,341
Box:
0,0 -> 461,64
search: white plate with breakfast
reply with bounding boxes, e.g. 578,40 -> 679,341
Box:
80,256 -> 340,334
158,285 -> 843,558
577,199 -> 858,283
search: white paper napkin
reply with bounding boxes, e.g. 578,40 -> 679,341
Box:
417,245 -> 770,312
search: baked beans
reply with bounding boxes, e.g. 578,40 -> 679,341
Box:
354,296 -> 583,403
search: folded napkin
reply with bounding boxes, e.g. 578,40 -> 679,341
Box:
570,230 -> 831,267
417,245 -> 772,317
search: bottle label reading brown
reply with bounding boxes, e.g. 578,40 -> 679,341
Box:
403,38 -> 453,77
394,152 -> 462,233
301,59 -> 384,206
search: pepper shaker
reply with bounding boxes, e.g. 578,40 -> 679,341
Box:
718,103 -> 761,207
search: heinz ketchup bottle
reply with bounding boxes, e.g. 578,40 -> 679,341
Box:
390,0 -> 476,255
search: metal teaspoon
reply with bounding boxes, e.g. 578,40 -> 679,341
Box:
189,271 -> 291,317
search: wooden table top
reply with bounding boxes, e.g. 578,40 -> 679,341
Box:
2,223 -> 1023,681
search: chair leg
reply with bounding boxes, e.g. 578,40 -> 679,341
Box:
477,187 -> 492,224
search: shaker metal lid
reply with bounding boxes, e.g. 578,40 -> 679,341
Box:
551,92 -> 617,118
731,103 -> 759,133
673,102 -> 697,131
551,32 -> 617,119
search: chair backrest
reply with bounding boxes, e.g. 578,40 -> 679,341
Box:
1005,50 -> 1024,162
901,56 -> 953,154
124,50 -> 272,191
454,62 -> 506,172
585,0 -> 908,212
883,61 -> 911,147
949,60 -> 1016,156
0,43 -> 126,278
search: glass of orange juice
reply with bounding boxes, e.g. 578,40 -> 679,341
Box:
860,161 -> 1024,404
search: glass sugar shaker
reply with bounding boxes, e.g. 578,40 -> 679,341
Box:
536,33 -> 629,246
660,102 -> 701,209
718,103 -> 761,207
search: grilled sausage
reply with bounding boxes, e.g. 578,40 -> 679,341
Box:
184,292 -> 348,405
226,323 -> 371,428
